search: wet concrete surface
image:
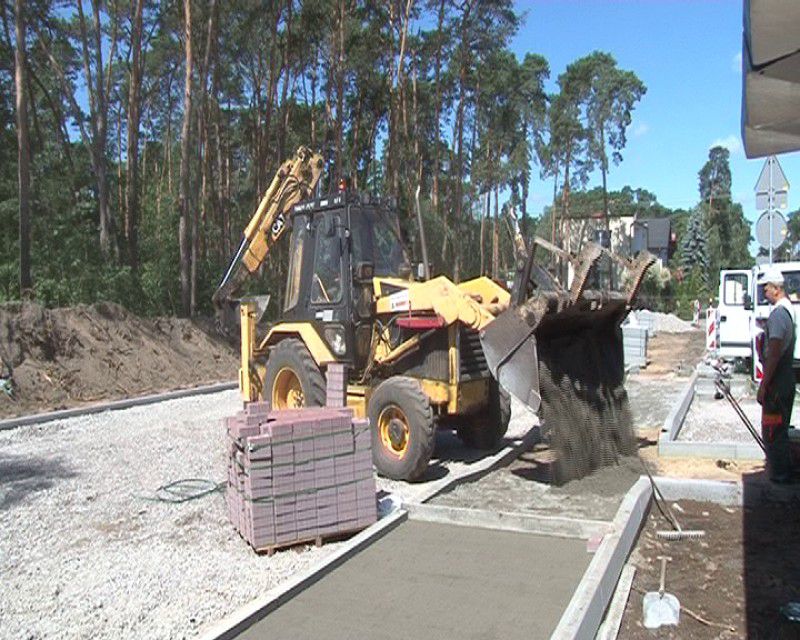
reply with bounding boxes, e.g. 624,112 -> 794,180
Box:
237,520 -> 590,640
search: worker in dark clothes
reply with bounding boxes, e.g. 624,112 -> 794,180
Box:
756,268 -> 797,483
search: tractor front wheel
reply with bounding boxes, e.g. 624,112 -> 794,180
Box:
368,376 -> 435,482
263,338 -> 327,409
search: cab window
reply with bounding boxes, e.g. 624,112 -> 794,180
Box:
311,214 -> 343,304
283,222 -> 308,312
351,209 -> 409,278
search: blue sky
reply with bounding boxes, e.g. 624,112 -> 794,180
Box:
512,0 -> 798,241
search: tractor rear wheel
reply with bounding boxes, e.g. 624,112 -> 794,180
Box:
368,376 -> 435,482
263,338 -> 326,409
457,381 -> 511,449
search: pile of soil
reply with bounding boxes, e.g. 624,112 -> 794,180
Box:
0,301 -> 239,418
620,488 -> 800,639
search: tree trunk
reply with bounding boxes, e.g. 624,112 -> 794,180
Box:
599,121 -> 609,231
179,0 -> 193,317
431,0 -> 445,225
125,0 -> 145,270
492,184 -> 499,280
14,0 -> 32,296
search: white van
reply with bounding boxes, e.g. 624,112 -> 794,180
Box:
718,263 -> 800,381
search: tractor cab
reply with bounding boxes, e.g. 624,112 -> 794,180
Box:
281,191 -> 411,375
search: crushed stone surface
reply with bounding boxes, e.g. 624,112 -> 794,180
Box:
679,383 -> 800,444
0,392 -> 538,640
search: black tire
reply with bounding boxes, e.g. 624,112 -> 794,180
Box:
368,376 -> 436,481
457,381 -> 511,449
263,338 -> 326,409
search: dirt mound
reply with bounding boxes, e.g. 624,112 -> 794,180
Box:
0,301 -> 239,418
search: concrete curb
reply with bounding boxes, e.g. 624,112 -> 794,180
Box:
405,503 -> 611,540
0,381 -> 238,431
595,563 -> 636,640
196,509 -> 408,640
413,423 -> 542,505
657,439 -> 764,460
659,370 -> 697,442
551,477 -> 652,640
651,476 -> 742,505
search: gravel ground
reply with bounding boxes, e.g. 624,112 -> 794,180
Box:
625,374 -> 690,431
679,383 -> 800,443
0,391 -> 538,640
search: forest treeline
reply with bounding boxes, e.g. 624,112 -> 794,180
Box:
0,1 -> 759,319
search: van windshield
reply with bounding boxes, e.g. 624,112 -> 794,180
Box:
757,270 -> 800,305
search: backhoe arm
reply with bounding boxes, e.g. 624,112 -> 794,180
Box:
212,146 -> 324,307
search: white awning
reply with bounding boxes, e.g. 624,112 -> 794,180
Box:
742,0 -> 800,158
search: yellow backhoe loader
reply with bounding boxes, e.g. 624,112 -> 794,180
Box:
215,147 -> 654,481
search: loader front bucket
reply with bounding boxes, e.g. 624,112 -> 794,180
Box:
480,239 -> 655,482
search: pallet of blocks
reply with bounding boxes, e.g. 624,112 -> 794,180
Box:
225,403 -> 377,554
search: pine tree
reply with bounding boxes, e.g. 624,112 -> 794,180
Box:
680,206 -> 709,285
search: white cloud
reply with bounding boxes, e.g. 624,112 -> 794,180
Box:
732,51 -> 742,73
634,122 -> 649,137
711,134 -> 742,155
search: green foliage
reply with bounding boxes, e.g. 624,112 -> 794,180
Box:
680,206 -> 709,281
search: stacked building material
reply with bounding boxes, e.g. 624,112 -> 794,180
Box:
225,404 -> 377,553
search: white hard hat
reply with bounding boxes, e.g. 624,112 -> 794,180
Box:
759,267 -> 785,286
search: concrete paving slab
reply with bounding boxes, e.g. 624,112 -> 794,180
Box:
235,520 -> 591,640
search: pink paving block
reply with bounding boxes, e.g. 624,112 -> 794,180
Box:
265,418 -> 294,440
335,469 -> 355,485
294,476 -> 316,493
336,518 -> 359,532
275,522 -> 297,538
245,401 -> 271,414
271,442 -> 294,461
243,474 -> 274,488
316,506 -> 338,526
355,477 -> 376,492
245,437 -> 273,461
333,433 -> 354,455
353,462 -> 374,477
295,494 -> 317,510
249,532 -> 278,549
358,506 -> 377,522
356,515 -> 377,529
296,513 -> 317,529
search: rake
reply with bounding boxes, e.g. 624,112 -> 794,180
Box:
639,458 -> 706,541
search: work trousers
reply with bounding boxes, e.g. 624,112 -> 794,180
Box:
762,379 -> 795,482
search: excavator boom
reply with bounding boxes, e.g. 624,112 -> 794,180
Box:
212,146 -> 324,308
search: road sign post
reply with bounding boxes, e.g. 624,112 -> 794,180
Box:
755,155 -> 790,262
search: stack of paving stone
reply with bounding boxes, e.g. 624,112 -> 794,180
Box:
225,404 -> 377,553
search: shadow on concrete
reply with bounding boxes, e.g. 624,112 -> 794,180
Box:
742,471 -> 800,639
0,452 -> 77,510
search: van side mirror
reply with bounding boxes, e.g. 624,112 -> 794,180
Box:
743,293 -> 753,310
